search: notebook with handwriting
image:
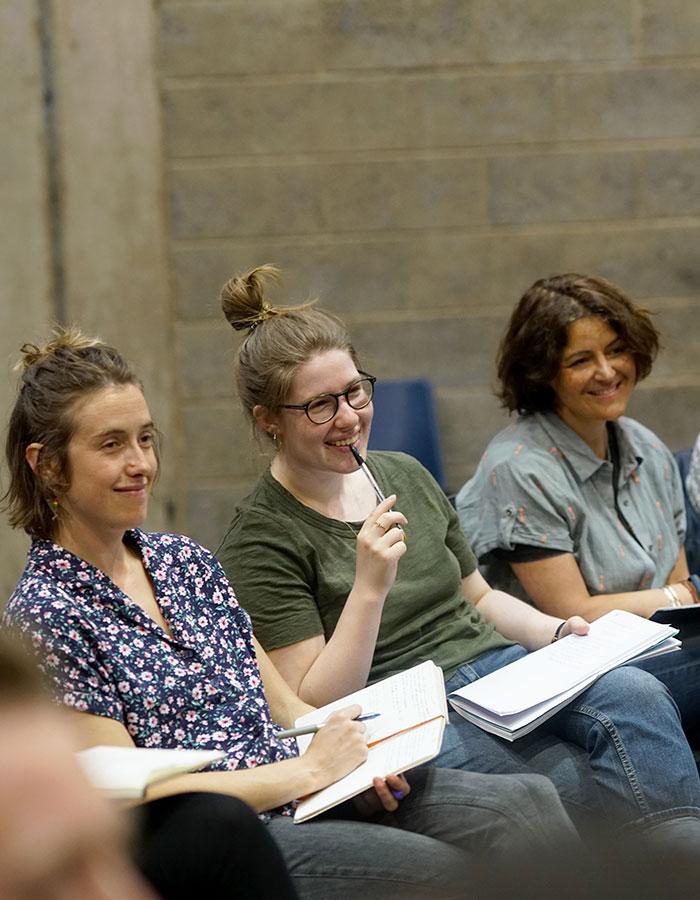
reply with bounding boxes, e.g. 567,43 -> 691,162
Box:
291,660 -> 447,822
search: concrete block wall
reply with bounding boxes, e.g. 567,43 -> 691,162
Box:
159,0 -> 700,552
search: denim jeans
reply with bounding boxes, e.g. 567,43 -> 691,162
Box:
266,766 -> 578,900
441,644 -> 700,834
632,632 -> 700,743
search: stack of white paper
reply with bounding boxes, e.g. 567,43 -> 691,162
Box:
449,610 -> 679,741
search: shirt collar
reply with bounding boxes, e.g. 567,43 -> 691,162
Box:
533,411 -> 643,483
27,529 -> 147,591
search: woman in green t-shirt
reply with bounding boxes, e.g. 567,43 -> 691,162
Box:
216,264 -> 700,841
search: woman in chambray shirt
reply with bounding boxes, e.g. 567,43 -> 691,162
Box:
457,274 -> 700,735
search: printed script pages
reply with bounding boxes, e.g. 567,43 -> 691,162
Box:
449,610 -> 679,741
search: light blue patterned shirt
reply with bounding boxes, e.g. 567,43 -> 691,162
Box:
688,433 -> 700,516
456,412 -> 686,602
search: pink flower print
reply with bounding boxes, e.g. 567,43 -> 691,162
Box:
213,731 -> 228,742
196,734 -> 211,744
148,715 -> 158,727
51,599 -> 67,609
159,704 -> 170,715
127,712 -> 139,723
55,559 -> 70,571
164,676 -> 176,688
45,653 -> 59,667
77,571 -> 90,582
118,681 -> 132,693
198,616 -> 208,627
128,723 -> 139,736
185,710 -> 197,722
174,728 -> 185,740
144,698 -> 156,710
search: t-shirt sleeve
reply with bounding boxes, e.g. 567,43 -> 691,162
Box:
458,455 -> 575,560
4,591 -> 124,721
217,511 -> 324,651
665,442 -> 687,544
444,498 -> 478,577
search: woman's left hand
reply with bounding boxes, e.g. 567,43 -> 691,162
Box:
352,773 -> 411,817
557,616 -> 590,640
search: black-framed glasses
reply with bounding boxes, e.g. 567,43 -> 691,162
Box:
280,373 -> 376,424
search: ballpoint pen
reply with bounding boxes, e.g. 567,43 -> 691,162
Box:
350,445 -> 405,534
276,712 -> 381,740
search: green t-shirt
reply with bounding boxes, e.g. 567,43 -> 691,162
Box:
216,451 -> 511,682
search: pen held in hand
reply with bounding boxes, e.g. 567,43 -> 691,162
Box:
276,712 -> 381,740
349,445 -> 405,536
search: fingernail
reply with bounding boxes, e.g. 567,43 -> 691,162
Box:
391,789 -> 404,800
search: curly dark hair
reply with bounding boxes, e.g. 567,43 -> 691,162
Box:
497,274 -> 660,415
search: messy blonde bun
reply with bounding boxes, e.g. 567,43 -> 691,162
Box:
221,264 -> 313,332
16,326 -> 105,371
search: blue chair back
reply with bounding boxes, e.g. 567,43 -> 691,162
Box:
674,447 -> 700,576
368,378 -> 446,490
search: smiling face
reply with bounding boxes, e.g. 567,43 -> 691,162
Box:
552,316 -> 637,436
271,349 -> 374,480
54,384 -> 157,546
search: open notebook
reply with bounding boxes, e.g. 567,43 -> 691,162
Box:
291,660 -> 447,823
448,609 -> 679,741
76,746 -> 225,799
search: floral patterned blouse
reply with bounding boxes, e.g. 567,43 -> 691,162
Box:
3,530 -> 296,813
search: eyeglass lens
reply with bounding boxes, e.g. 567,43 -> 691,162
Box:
307,378 -> 374,423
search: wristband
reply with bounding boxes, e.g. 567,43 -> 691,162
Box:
683,578 -> 700,605
663,585 -> 682,608
551,621 -> 566,643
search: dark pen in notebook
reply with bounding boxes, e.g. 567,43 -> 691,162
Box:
350,445 -> 405,535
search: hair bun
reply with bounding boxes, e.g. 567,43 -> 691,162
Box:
220,264 -> 283,332
16,327 -> 102,373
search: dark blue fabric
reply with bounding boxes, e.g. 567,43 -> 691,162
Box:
675,448 -> 700,575
368,378 -> 446,490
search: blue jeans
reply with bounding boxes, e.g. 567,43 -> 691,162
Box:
633,632 -> 700,741
441,644 -> 700,833
266,766 -> 578,899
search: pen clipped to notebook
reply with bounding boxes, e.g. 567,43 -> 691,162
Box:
277,713 -> 381,740
349,445 -> 405,536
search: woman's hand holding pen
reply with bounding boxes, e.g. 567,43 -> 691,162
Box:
354,496 -> 408,602
353,773 -> 412,818
303,705 -> 368,786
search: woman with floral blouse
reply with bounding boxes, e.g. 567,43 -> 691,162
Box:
1,328 -> 580,900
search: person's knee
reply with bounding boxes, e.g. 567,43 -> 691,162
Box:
592,666 -> 675,715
